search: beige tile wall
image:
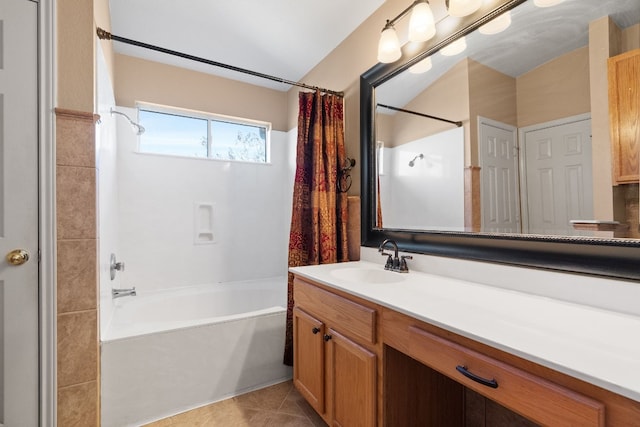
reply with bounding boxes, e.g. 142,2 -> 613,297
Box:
55,108 -> 100,426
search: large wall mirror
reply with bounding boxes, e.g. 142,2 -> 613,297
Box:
361,0 -> 640,280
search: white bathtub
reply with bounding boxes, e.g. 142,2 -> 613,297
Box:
100,277 -> 292,427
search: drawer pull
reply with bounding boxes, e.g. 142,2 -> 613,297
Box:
456,365 -> 498,389
312,327 -> 321,334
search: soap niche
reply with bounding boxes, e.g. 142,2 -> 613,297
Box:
384,346 -> 539,426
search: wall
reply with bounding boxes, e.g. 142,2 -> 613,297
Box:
96,42 -> 120,338
115,107 -> 295,292
379,127 -> 465,230
115,54 -> 289,132
517,46 -> 591,128
468,59 -> 517,166
55,0 -> 102,424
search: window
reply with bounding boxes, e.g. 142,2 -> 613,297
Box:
137,104 -> 270,163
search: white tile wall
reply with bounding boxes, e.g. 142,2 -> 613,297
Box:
115,107 -> 296,292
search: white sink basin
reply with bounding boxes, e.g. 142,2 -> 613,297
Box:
330,267 -> 406,284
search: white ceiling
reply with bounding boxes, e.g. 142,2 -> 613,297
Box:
108,0 -> 386,91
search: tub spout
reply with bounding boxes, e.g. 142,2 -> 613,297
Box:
112,287 -> 136,299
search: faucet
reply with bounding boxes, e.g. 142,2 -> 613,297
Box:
112,287 -> 136,299
378,239 -> 412,273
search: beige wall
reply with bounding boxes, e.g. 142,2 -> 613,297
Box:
57,0 -> 94,111
114,54 -> 289,131
468,59 -> 517,166
516,46 -> 591,128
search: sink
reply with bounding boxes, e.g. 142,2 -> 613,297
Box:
330,267 -> 406,284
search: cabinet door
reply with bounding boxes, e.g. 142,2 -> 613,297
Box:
293,307 -> 325,414
609,49 -> 640,184
327,329 -> 377,427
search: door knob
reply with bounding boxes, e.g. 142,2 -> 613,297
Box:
6,249 -> 30,266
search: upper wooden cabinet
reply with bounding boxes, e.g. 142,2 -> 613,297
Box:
609,49 -> 640,185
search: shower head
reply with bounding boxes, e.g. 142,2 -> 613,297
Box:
110,108 -> 145,135
408,153 -> 424,167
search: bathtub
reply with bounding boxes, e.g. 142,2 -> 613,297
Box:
100,277 -> 292,427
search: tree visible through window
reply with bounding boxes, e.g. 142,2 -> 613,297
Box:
138,105 -> 270,163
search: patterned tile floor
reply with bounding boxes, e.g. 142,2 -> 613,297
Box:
143,380 -> 327,427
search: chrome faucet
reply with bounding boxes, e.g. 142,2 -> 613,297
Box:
378,239 -> 412,273
112,287 -> 136,299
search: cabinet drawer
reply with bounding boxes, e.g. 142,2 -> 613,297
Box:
294,278 -> 376,344
407,326 -> 604,427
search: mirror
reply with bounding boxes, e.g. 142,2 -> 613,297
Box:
361,0 -> 640,280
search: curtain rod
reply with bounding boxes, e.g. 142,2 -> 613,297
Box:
96,27 -> 344,97
377,103 -> 463,127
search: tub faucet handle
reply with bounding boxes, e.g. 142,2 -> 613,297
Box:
110,253 -> 125,280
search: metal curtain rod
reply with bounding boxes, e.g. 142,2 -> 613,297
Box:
376,103 -> 463,127
96,27 -> 344,97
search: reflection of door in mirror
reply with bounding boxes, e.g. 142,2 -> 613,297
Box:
520,115 -> 593,236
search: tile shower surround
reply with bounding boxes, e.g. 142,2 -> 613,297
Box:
55,108 -> 100,426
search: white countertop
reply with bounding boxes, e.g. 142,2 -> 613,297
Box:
290,260 -> 640,402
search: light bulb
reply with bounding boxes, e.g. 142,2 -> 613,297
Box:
408,1 -> 436,42
533,0 -> 564,7
440,37 -> 467,56
377,26 -> 402,63
479,11 -> 511,35
447,0 -> 482,17
409,57 -> 433,74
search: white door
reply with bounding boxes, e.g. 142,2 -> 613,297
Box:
0,1 -> 39,425
479,118 -> 520,233
520,116 -> 593,235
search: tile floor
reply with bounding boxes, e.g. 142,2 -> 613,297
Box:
143,380 -> 327,426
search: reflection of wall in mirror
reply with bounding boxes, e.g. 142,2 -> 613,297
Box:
378,127 -> 464,230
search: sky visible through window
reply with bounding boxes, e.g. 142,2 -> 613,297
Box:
138,109 -> 268,162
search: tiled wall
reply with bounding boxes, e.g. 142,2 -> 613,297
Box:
55,108 -> 100,426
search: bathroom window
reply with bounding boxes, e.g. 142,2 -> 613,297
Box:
137,104 -> 270,163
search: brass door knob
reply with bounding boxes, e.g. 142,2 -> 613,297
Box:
6,249 -> 29,266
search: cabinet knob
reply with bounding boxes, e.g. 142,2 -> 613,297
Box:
323,334 -> 332,342
312,327 -> 320,334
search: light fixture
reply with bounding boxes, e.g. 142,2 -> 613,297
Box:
377,22 -> 402,63
440,36 -> 467,56
447,0 -> 482,18
478,11 -> 512,35
533,0 -> 564,7
408,1 -> 436,42
409,56 -> 433,74
377,0 -> 436,63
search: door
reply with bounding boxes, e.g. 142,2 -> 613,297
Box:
293,307 -> 325,415
328,330 -> 377,427
0,1 -> 39,425
479,118 -> 520,233
521,116 -> 593,235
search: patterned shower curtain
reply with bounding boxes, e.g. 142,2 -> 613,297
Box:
283,90 -> 349,366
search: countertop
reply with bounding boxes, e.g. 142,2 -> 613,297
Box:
290,260 -> 640,402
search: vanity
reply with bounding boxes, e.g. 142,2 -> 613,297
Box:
290,260 -> 640,426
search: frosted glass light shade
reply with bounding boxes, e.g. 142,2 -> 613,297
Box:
479,11 -> 511,35
377,27 -> 402,63
408,2 -> 436,42
447,0 -> 482,17
409,57 -> 433,74
534,0 -> 564,7
440,37 -> 466,56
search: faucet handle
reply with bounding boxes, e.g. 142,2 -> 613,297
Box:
399,255 -> 413,272
380,251 -> 394,269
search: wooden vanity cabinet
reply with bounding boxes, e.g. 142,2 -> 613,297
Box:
293,278 -> 379,426
609,49 -> 640,184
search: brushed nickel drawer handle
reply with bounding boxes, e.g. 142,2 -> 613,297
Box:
456,365 -> 499,389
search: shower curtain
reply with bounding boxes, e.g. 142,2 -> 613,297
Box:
283,90 -> 349,366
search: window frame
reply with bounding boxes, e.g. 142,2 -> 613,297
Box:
135,102 -> 272,164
